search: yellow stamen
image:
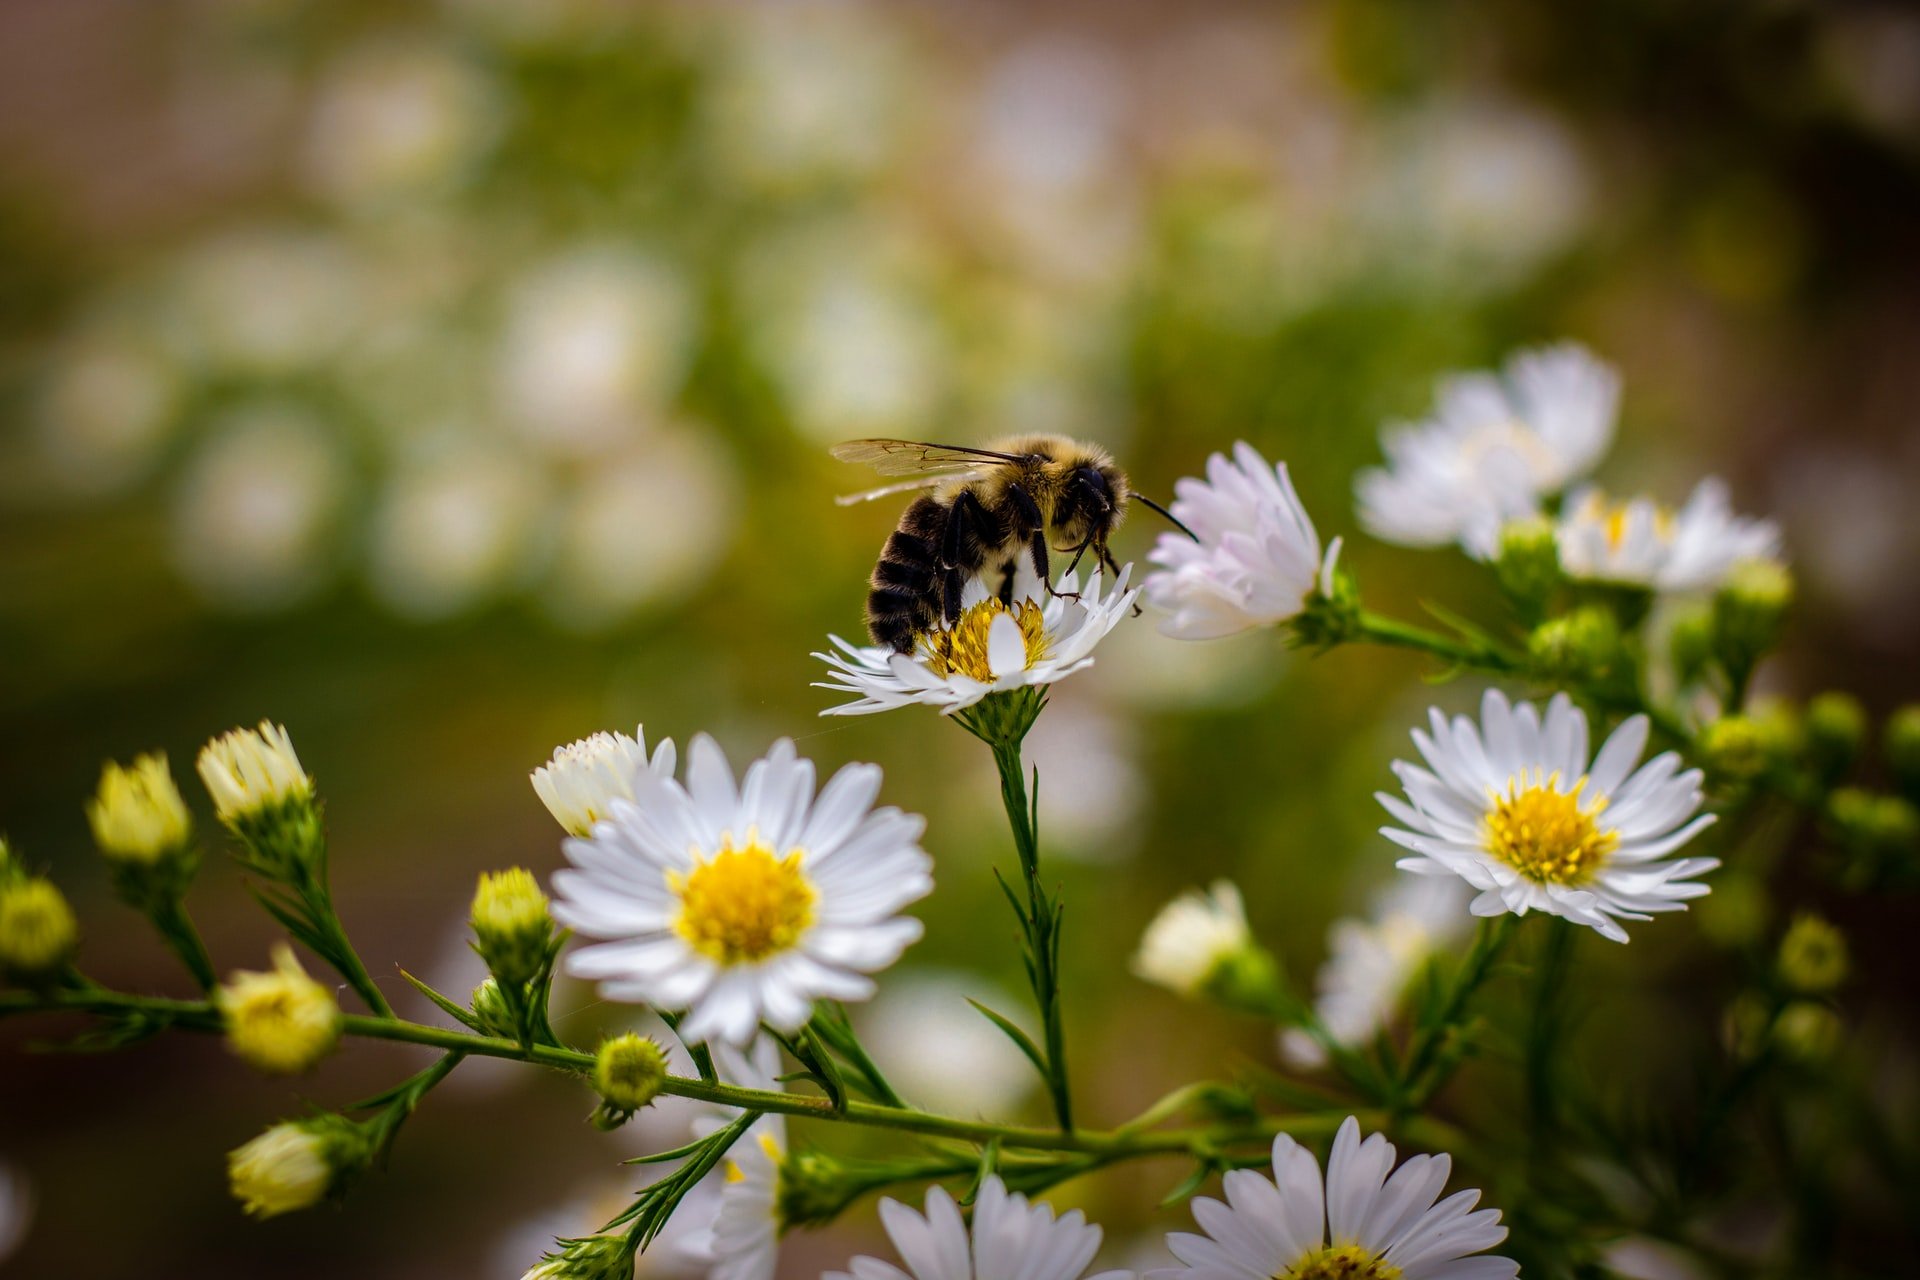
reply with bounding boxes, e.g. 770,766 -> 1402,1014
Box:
1281,1244 -> 1404,1280
670,840 -> 816,964
1483,771 -> 1618,886
918,598 -> 1048,681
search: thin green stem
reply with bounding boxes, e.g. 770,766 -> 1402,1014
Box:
150,895 -> 218,992
1399,915 -> 1518,1109
0,987 -> 1361,1159
989,738 -> 1073,1132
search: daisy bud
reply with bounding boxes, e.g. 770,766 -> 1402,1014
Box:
87,754 -> 193,869
1132,881 -> 1284,1015
522,1235 -> 632,1280
1698,715 -> 1769,785
1711,558 -> 1792,672
1492,515 -> 1562,605
1886,705 -> 1920,798
1803,692 -> 1866,782
228,1115 -> 368,1219
471,868 -> 553,988
469,976 -> 517,1038
1773,1001 -> 1843,1065
1667,606 -> 1716,688
774,1146 -> 861,1228
1777,912 -> 1847,995
590,1032 -> 666,1126
1828,788 -> 1920,873
197,722 -> 322,879
0,877 -> 79,977
531,727 -> 673,838
216,943 -> 342,1075
1527,604 -> 1622,684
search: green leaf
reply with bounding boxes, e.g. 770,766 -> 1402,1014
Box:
965,999 -> 1048,1076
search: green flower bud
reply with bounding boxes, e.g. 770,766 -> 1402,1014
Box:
1772,1001 -> 1842,1065
1698,715 -> 1769,785
1777,913 -> 1847,994
1803,692 -> 1866,781
1712,559 -> 1792,672
1527,605 -> 1622,685
470,977 -> 517,1039
776,1146 -> 864,1228
471,868 -> 554,988
1492,516 -> 1562,605
0,876 -> 79,976
522,1234 -> 633,1280
1886,705 -> 1920,797
591,1033 -> 666,1125
198,722 -> 324,882
1829,787 -> 1920,853
1668,606 -> 1716,688
228,1114 -> 370,1219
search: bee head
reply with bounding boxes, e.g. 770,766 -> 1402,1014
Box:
1051,456 -> 1129,554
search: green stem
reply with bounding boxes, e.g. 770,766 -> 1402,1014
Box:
988,738 -> 1073,1132
150,895 -> 218,992
0,987 -> 1360,1158
1399,915 -> 1518,1109
1354,610 -> 1523,674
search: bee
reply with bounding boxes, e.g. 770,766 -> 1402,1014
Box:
832,435 -> 1187,653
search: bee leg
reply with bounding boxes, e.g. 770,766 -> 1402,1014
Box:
1097,542 -> 1141,615
941,490 -> 987,628
1048,535 -> 1094,601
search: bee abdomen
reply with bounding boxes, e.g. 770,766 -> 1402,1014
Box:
865,526 -> 942,652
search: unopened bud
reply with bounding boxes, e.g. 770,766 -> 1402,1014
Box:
1527,605 -> 1622,685
522,1234 -> 632,1280
198,722 -> 323,880
1712,559 -> 1792,672
1803,692 -> 1866,782
1698,715 -> 1768,785
591,1033 -> 666,1126
1492,517 -> 1562,605
228,1115 -> 369,1219
1132,882 -> 1283,1015
470,977 -> 517,1038
1668,607 -> 1716,688
471,868 -> 553,988
216,943 -> 342,1075
1772,1001 -> 1842,1065
1777,913 -> 1847,994
0,876 -> 78,976
88,753 -> 193,868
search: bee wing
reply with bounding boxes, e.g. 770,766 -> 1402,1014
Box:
830,438 -> 1028,477
833,476 -> 962,507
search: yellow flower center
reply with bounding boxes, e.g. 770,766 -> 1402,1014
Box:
671,841 -> 816,964
919,598 -> 1048,682
1581,492 -> 1675,552
1281,1244 -> 1403,1280
1483,771 -> 1618,886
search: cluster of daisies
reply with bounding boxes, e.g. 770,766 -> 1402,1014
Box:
522,341 -> 1764,1275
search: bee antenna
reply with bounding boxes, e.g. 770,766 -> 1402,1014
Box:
1136,494 -> 1197,540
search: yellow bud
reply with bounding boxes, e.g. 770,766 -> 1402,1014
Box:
1773,1001 -> 1842,1064
471,868 -> 552,987
217,944 -> 342,1075
228,1123 -> 334,1218
1777,913 -> 1848,994
593,1033 -> 667,1115
0,877 -> 79,974
197,721 -> 313,824
88,753 -> 193,865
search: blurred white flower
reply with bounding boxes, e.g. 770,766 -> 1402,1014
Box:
704,1037 -> 788,1280
303,41 -> 500,210
1018,699 -> 1145,861
816,567 -> 1137,717
856,970 -> 1033,1115
1145,442 -> 1338,640
1558,480 -> 1783,593
770,268 -> 945,444
0,1162 -> 31,1266
496,244 -> 696,457
1381,689 -> 1718,943
705,5 -> 911,190
1132,881 -> 1252,998
542,428 -> 736,630
33,319 -> 181,499
1356,343 -> 1619,555
531,725 -> 677,839
169,404 -> 346,610
368,440 -> 549,619
826,1176 -> 1129,1280
1600,1237 -> 1715,1280
164,228 -> 366,374
1280,875 -> 1472,1068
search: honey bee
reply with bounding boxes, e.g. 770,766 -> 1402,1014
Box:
832,435 -> 1187,653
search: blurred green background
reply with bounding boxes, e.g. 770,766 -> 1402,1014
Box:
3,1 -> 1919,1276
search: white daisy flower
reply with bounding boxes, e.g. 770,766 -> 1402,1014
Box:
1556,479 -> 1782,593
826,1175 -> 1133,1280
1356,342 -> 1619,555
1132,881 -> 1253,998
815,567 -> 1136,716
1151,1116 -> 1515,1280
1143,443 -> 1341,641
1379,689 -> 1719,943
1280,876 -> 1472,1069
532,725 -> 678,838
703,1037 -> 789,1280
552,736 -> 933,1045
